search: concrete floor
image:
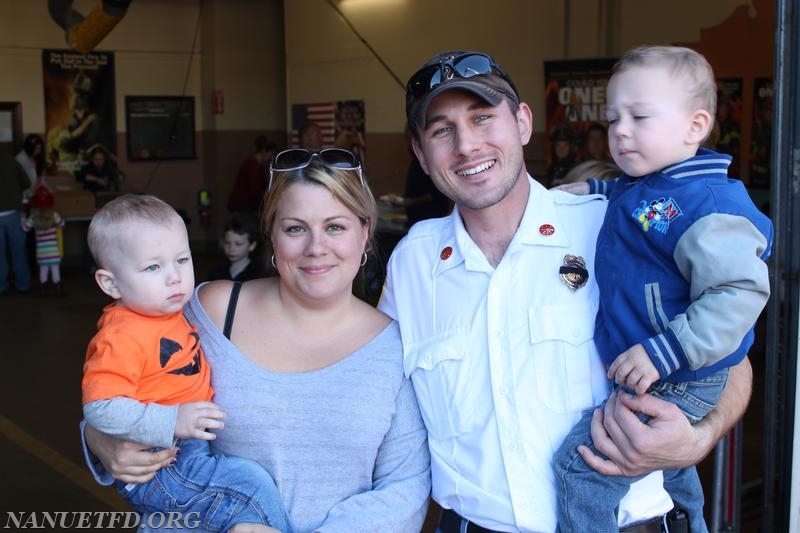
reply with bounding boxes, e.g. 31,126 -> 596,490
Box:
0,251 -> 766,532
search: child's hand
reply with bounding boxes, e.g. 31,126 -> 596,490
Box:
552,182 -> 590,195
175,401 -> 226,441
607,344 -> 660,395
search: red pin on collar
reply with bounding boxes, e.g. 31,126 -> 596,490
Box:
539,224 -> 555,236
440,246 -> 453,260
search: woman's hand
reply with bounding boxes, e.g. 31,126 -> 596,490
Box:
85,424 -> 177,484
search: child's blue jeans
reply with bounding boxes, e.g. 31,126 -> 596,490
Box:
554,368 -> 728,533
116,438 -> 290,532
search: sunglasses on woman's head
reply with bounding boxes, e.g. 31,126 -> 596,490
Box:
407,52 -> 519,99
268,148 -> 364,192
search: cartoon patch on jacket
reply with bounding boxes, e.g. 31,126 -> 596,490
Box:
632,196 -> 683,233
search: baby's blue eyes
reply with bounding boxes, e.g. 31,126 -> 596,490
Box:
144,258 -> 189,271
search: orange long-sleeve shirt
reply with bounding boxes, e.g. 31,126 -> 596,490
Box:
82,304 -> 213,405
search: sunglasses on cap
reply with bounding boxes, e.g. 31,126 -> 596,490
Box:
268,148 -> 364,192
406,52 -> 519,100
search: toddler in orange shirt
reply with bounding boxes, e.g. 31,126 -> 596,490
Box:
82,194 -> 289,533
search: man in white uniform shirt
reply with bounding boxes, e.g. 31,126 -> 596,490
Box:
378,51 -> 753,533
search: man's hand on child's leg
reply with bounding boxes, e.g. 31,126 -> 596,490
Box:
175,401 -> 226,440
607,344 -> 660,395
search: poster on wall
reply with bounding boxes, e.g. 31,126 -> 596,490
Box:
290,100 -> 366,164
711,78 -> 743,178
543,58 -> 616,185
750,78 -> 773,190
334,100 -> 366,165
42,49 -> 116,176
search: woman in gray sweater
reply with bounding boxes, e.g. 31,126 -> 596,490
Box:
83,149 -> 431,532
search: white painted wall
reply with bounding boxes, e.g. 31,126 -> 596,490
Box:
284,0 -> 754,132
0,0 -> 283,135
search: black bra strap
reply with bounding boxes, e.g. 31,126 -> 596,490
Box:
222,281 -> 243,340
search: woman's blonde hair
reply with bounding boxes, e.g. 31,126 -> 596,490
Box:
262,162 -> 377,255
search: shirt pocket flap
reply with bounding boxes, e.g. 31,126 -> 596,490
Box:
529,303 -> 596,347
404,331 -> 468,375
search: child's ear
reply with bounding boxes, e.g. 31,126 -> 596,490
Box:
687,109 -> 713,145
248,241 -> 257,253
94,269 -> 121,300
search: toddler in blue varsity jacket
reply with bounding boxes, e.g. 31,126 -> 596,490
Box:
553,46 -> 773,533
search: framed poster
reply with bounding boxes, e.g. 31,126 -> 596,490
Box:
42,49 -> 116,176
543,58 -> 616,185
0,102 -> 22,157
125,96 -> 196,161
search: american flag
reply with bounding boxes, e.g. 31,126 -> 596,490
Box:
290,102 -> 336,147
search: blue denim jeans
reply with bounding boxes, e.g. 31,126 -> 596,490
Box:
0,211 -> 30,292
117,438 -> 290,532
554,369 -> 728,533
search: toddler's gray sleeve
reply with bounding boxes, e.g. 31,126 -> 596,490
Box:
83,397 -> 178,449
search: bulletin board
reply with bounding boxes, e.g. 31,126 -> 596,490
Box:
125,96 -> 196,161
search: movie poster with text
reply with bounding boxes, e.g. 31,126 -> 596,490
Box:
543,58 -> 616,185
42,49 -> 116,176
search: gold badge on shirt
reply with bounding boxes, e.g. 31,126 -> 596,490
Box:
559,255 -> 588,291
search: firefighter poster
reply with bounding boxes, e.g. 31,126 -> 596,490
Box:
42,49 -> 116,176
543,58 -> 616,186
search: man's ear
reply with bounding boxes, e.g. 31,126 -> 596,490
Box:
94,269 -> 121,300
411,137 -> 430,175
687,109 -> 713,145
516,102 -> 534,146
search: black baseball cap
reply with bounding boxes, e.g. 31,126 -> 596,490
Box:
406,51 -> 520,133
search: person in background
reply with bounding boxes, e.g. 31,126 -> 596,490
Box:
387,126 -> 451,228
76,144 -> 119,192
545,123 -> 578,186
582,121 -> 611,162
16,134 -> 45,204
0,151 -> 32,295
379,49 -> 754,533
22,186 -> 66,297
206,214 -> 269,282
82,194 -> 289,533
297,122 -> 323,150
82,149 -> 431,533
552,45 -> 772,533
227,136 -> 277,216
